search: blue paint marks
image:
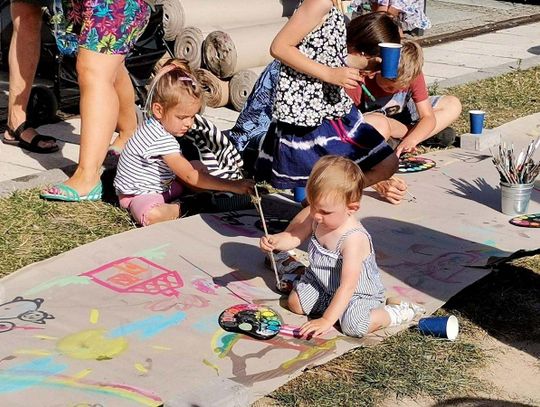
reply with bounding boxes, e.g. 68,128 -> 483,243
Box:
108,312 -> 186,340
0,357 -> 67,393
192,314 -> 219,334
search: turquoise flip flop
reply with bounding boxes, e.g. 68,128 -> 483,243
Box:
40,182 -> 103,202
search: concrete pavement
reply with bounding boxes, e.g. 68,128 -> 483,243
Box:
0,16 -> 539,195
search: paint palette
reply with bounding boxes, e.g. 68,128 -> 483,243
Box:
255,217 -> 290,234
398,156 -> 436,173
218,303 -> 282,340
509,213 -> 540,228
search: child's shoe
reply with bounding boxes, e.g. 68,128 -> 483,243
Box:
265,250 -> 306,294
385,300 -> 425,326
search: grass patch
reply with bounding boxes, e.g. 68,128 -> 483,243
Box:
433,65 -> 540,135
269,322 -> 488,407
0,189 -> 135,277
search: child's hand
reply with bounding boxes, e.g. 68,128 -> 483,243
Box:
259,235 -> 276,253
396,138 -> 418,157
299,317 -> 333,338
328,67 -> 362,89
373,176 -> 407,205
231,179 -> 255,195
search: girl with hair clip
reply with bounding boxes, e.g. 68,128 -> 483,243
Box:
113,59 -> 254,226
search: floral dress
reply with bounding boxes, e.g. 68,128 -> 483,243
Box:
272,4 -> 352,127
51,0 -> 151,56
352,0 -> 431,32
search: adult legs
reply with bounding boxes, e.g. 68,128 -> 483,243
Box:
111,65 -> 138,151
63,49 -> 125,195
4,1 -> 56,149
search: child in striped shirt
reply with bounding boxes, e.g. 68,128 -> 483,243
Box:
260,156 -> 423,338
114,59 -> 254,226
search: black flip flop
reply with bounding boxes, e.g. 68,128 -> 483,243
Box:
2,122 -> 59,154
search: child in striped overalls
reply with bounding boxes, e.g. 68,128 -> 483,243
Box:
260,156 -> 423,338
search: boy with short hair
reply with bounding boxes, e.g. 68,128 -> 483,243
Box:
349,39 -> 462,157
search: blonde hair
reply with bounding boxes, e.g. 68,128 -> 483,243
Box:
306,156 -> 364,206
146,58 -> 204,114
395,39 -> 424,88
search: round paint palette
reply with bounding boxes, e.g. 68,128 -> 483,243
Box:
509,213 -> 540,228
255,218 -> 290,234
398,156 -> 436,173
218,303 -> 282,340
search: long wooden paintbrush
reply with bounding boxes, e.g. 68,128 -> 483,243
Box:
252,185 -> 280,288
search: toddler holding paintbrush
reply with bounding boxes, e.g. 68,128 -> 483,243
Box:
260,156 -> 423,338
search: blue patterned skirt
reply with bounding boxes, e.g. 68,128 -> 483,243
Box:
255,106 -> 394,189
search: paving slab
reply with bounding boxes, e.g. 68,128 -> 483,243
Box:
422,47 -> 515,70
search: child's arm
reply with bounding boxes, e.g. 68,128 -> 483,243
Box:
299,232 -> 368,337
259,207 -> 313,253
163,153 -> 254,195
270,0 -> 361,89
395,99 -> 436,156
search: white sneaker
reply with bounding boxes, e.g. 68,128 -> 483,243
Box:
385,301 -> 425,326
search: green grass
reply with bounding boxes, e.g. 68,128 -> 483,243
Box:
0,189 -> 135,277
270,318 -> 488,407
434,65 -> 540,135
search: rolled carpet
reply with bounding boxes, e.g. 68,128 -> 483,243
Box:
229,66 -> 266,112
203,20 -> 285,79
163,0 -> 299,33
174,26 -> 215,69
196,68 -> 230,108
174,23 -> 251,69
158,0 -> 184,41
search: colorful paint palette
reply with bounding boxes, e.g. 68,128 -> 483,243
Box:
255,218 -> 290,234
398,156 -> 436,173
218,303 -> 282,340
509,213 -> 540,228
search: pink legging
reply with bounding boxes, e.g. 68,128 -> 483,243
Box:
118,180 -> 184,226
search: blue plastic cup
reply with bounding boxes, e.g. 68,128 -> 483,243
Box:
379,42 -> 402,79
418,315 -> 459,341
293,187 -> 306,203
469,110 -> 485,134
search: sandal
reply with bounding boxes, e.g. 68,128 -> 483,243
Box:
40,182 -> 103,202
2,122 -> 59,154
265,250 -> 306,293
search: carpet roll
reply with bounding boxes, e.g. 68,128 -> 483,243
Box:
174,26 -> 214,69
158,0 -> 184,41
203,21 -> 285,79
173,0 -> 299,30
196,68 -> 230,108
229,66 -> 265,112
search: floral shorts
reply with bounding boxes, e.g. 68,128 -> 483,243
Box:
58,0 -> 150,55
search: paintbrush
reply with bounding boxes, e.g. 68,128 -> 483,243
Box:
337,54 -> 377,102
252,185 -> 280,288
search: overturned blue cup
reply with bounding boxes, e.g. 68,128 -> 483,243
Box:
469,110 -> 485,134
293,186 -> 306,203
418,315 -> 459,341
379,42 -> 402,79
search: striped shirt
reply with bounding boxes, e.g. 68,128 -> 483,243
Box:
306,225 -> 385,299
114,117 -> 181,195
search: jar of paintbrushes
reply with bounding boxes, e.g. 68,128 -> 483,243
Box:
491,139 -> 540,215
